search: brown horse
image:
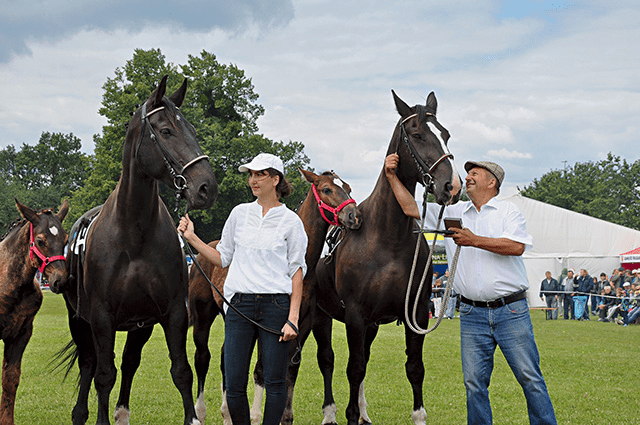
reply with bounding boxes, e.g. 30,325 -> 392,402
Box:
59,76 -> 218,425
0,199 -> 68,425
314,90 -> 459,425
187,169 -> 361,425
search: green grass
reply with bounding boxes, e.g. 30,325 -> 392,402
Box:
6,292 -> 640,424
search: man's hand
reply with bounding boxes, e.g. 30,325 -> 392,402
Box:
385,153 -> 399,176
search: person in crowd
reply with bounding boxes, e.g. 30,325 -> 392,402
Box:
597,285 -> 615,322
441,269 -> 459,319
615,282 -> 632,325
610,267 -> 624,290
391,155 -> 558,424
573,269 -> 593,321
178,153 -> 307,425
432,277 -> 443,317
562,269 -> 576,320
590,275 -> 603,316
540,271 -> 560,320
623,285 -> 640,326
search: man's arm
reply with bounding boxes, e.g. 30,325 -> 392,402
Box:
450,227 -> 525,256
384,153 -> 420,219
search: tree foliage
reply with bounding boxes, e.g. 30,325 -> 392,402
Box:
519,153 -> 640,230
68,48 -> 310,241
0,132 -> 88,229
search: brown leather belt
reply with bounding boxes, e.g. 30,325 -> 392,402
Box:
460,290 -> 526,308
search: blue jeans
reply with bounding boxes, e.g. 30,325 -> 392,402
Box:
225,293 -> 291,425
460,298 -> 557,425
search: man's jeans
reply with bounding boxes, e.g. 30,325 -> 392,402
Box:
224,293 -> 291,425
460,298 -> 557,425
544,295 -> 558,320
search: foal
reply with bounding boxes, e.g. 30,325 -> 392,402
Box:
0,199 -> 68,425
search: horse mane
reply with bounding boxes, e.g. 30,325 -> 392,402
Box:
1,208 -> 56,242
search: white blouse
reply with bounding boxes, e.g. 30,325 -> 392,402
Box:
216,201 -> 308,308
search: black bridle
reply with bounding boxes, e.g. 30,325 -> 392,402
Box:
137,102 -> 210,208
398,112 -> 454,191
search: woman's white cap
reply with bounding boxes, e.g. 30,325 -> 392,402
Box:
238,153 -> 284,174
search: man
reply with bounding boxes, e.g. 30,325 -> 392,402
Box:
597,285 -> 615,322
592,273 -> 608,316
539,271 -> 560,320
562,269 -> 577,320
385,154 -> 557,424
573,269 -> 593,321
610,267 -> 624,289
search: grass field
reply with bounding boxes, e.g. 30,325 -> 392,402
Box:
6,291 -> 640,424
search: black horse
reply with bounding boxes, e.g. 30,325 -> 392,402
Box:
58,76 -> 218,425
313,90 -> 459,425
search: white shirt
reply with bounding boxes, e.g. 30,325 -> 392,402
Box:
217,201 -> 308,309
425,197 -> 533,302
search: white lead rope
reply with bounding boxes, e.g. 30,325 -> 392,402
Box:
404,212 -> 461,335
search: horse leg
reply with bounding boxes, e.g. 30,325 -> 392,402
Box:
251,348 -> 264,425
114,327 -> 154,425
0,325 -> 33,425
219,343 -> 232,425
161,308 -> 200,425
312,309 -> 337,425
404,324 -> 427,425
344,321 -> 367,425
356,325 -> 379,425
192,302 -> 218,424
90,312 -> 118,425
65,300 -> 96,425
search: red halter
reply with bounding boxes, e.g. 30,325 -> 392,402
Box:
29,223 -> 66,274
312,183 -> 356,226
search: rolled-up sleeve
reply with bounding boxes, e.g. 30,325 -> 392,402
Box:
216,208 -> 238,268
501,204 -> 533,252
286,216 -> 308,278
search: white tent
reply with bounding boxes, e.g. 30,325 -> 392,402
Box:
502,194 -> 640,307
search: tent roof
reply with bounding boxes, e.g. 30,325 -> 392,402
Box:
620,246 -> 640,256
501,194 -> 640,259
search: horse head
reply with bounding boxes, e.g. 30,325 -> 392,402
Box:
390,90 -> 461,205
129,75 -> 218,211
15,198 -> 69,293
300,169 -> 362,229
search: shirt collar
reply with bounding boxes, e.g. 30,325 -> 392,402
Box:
463,195 -> 499,214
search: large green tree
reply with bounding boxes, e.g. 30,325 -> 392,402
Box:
0,132 -> 88,229
69,48 -> 310,241
519,153 -> 640,230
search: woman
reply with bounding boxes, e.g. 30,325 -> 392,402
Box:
178,153 -> 307,425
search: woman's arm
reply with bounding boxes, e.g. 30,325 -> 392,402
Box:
281,267 -> 303,342
178,214 -> 223,268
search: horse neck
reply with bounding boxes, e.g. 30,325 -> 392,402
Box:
296,190 -> 330,271
366,167 -> 419,235
113,130 -> 163,224
0,224 -> 37,283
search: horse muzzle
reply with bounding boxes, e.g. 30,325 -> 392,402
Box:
45,264 -> 68,294
339,205 -> 362,230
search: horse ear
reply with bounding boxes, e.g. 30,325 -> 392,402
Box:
392,90 -> 412,119
56,199 -> 69,223
169,78 -> 188,108
15,198 -> 37,223
149,75 -> 169,108
299,168 -> 318,184
426,91 -> 437,115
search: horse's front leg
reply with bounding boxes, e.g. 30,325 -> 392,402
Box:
0,325 -> 33,425
161,306 -> 200,425
312,309 -> 338,425
404,324 -> 427,425
114,327 -> 154,425
344,320 -> 367,425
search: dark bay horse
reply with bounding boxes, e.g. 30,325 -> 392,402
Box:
59,76 -> 218,425
314,91 -> 459,425
0,199 -> 68,425
187,169 -> 361,425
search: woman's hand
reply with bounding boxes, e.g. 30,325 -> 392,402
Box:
280,320 -> 299,342
177,214 -> 195,242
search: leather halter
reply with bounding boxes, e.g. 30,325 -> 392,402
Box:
30,223 -> 65,274
311,181 -> 356,226
137,102 -> 210,193
399,112 -> 454,190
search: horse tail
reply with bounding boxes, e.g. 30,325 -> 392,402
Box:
49,339 -> 79,382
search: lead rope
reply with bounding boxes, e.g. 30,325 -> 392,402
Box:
404,194 -> 461,334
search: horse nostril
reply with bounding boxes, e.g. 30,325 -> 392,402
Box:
198,183 -> 208,199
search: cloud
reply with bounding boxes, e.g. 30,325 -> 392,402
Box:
0,0 -> 294,63
487,148 -> 533,160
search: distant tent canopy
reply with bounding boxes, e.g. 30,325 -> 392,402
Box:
620,246 -> 640,271
500,194 -> 640,307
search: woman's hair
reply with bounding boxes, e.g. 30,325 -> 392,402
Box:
265,168 -> 292,198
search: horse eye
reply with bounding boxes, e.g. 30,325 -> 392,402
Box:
161,128 -> 171,136
412,133 -> 423,141
37,239 -> 46,248
322,188 -> 332,195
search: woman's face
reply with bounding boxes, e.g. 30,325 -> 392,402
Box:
248,169 -> 278,198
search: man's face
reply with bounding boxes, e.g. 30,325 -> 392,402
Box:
567,271 -> 574,278
545,272 -> 551,279
580,269 -> 587,277
465,167 -> 495,198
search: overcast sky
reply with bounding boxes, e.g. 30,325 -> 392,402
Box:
1,0 -> 638,202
